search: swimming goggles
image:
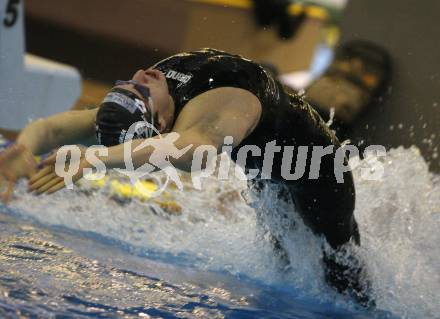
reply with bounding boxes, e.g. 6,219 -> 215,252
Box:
113,80 -> 157,137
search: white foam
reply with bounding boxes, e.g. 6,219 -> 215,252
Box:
6,146 -> 440,318
353,146 -> 440,318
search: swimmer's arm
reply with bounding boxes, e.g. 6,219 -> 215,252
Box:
29,91 -> 262,195
103,104 -> 260,172
16,108 -> 98,155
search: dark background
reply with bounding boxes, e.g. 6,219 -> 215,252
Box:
25,0 -> 440,172
340,0 -> 440,172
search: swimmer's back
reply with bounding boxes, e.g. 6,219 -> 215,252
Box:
153,48 -> 282,118
153,48 -> 344,177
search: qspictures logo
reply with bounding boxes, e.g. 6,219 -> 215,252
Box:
54,122 -> 387,198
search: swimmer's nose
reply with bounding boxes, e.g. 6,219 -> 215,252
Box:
132,69 -> 150,85
145,69 -> 163,81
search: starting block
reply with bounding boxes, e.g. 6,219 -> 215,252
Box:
0,0 -> 81,130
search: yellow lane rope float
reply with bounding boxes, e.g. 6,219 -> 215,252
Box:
0,142 -> 182,215
189,0 -> 329,21
79,174 -> 183,215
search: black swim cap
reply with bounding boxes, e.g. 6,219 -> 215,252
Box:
96,87 -> 158,147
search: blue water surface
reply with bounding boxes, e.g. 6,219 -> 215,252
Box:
0,207 -> 392,319
3,138 -> 438,318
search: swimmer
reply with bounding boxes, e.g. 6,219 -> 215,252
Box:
0,48 -> 372,306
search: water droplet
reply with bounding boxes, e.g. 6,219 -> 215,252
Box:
387,86 -> 393,94
326,108 -> 335,127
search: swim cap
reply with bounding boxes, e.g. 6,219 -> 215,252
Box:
95,86 -> 158,147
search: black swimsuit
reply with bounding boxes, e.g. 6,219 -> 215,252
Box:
153,49 -> 372,304
153,48 -> 358,249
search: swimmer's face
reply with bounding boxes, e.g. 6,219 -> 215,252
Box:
131,69 -> 174,132
114,69 -> 174,133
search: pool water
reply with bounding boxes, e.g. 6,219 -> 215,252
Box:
0,145 -> 438,318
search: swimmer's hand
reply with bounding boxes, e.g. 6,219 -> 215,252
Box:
0,144 -> 37,203
28,147 -> 89,195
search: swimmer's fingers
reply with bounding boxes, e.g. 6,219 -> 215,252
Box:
38,173 -> 80,195
28,172 -> 58,192
28,165 -> 54,187
30,149 -> 68,185
46,180 -> 68,195
34,175 -> 65,195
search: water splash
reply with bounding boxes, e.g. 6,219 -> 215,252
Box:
2,146 -> 439,318
352,146 -> 440,318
